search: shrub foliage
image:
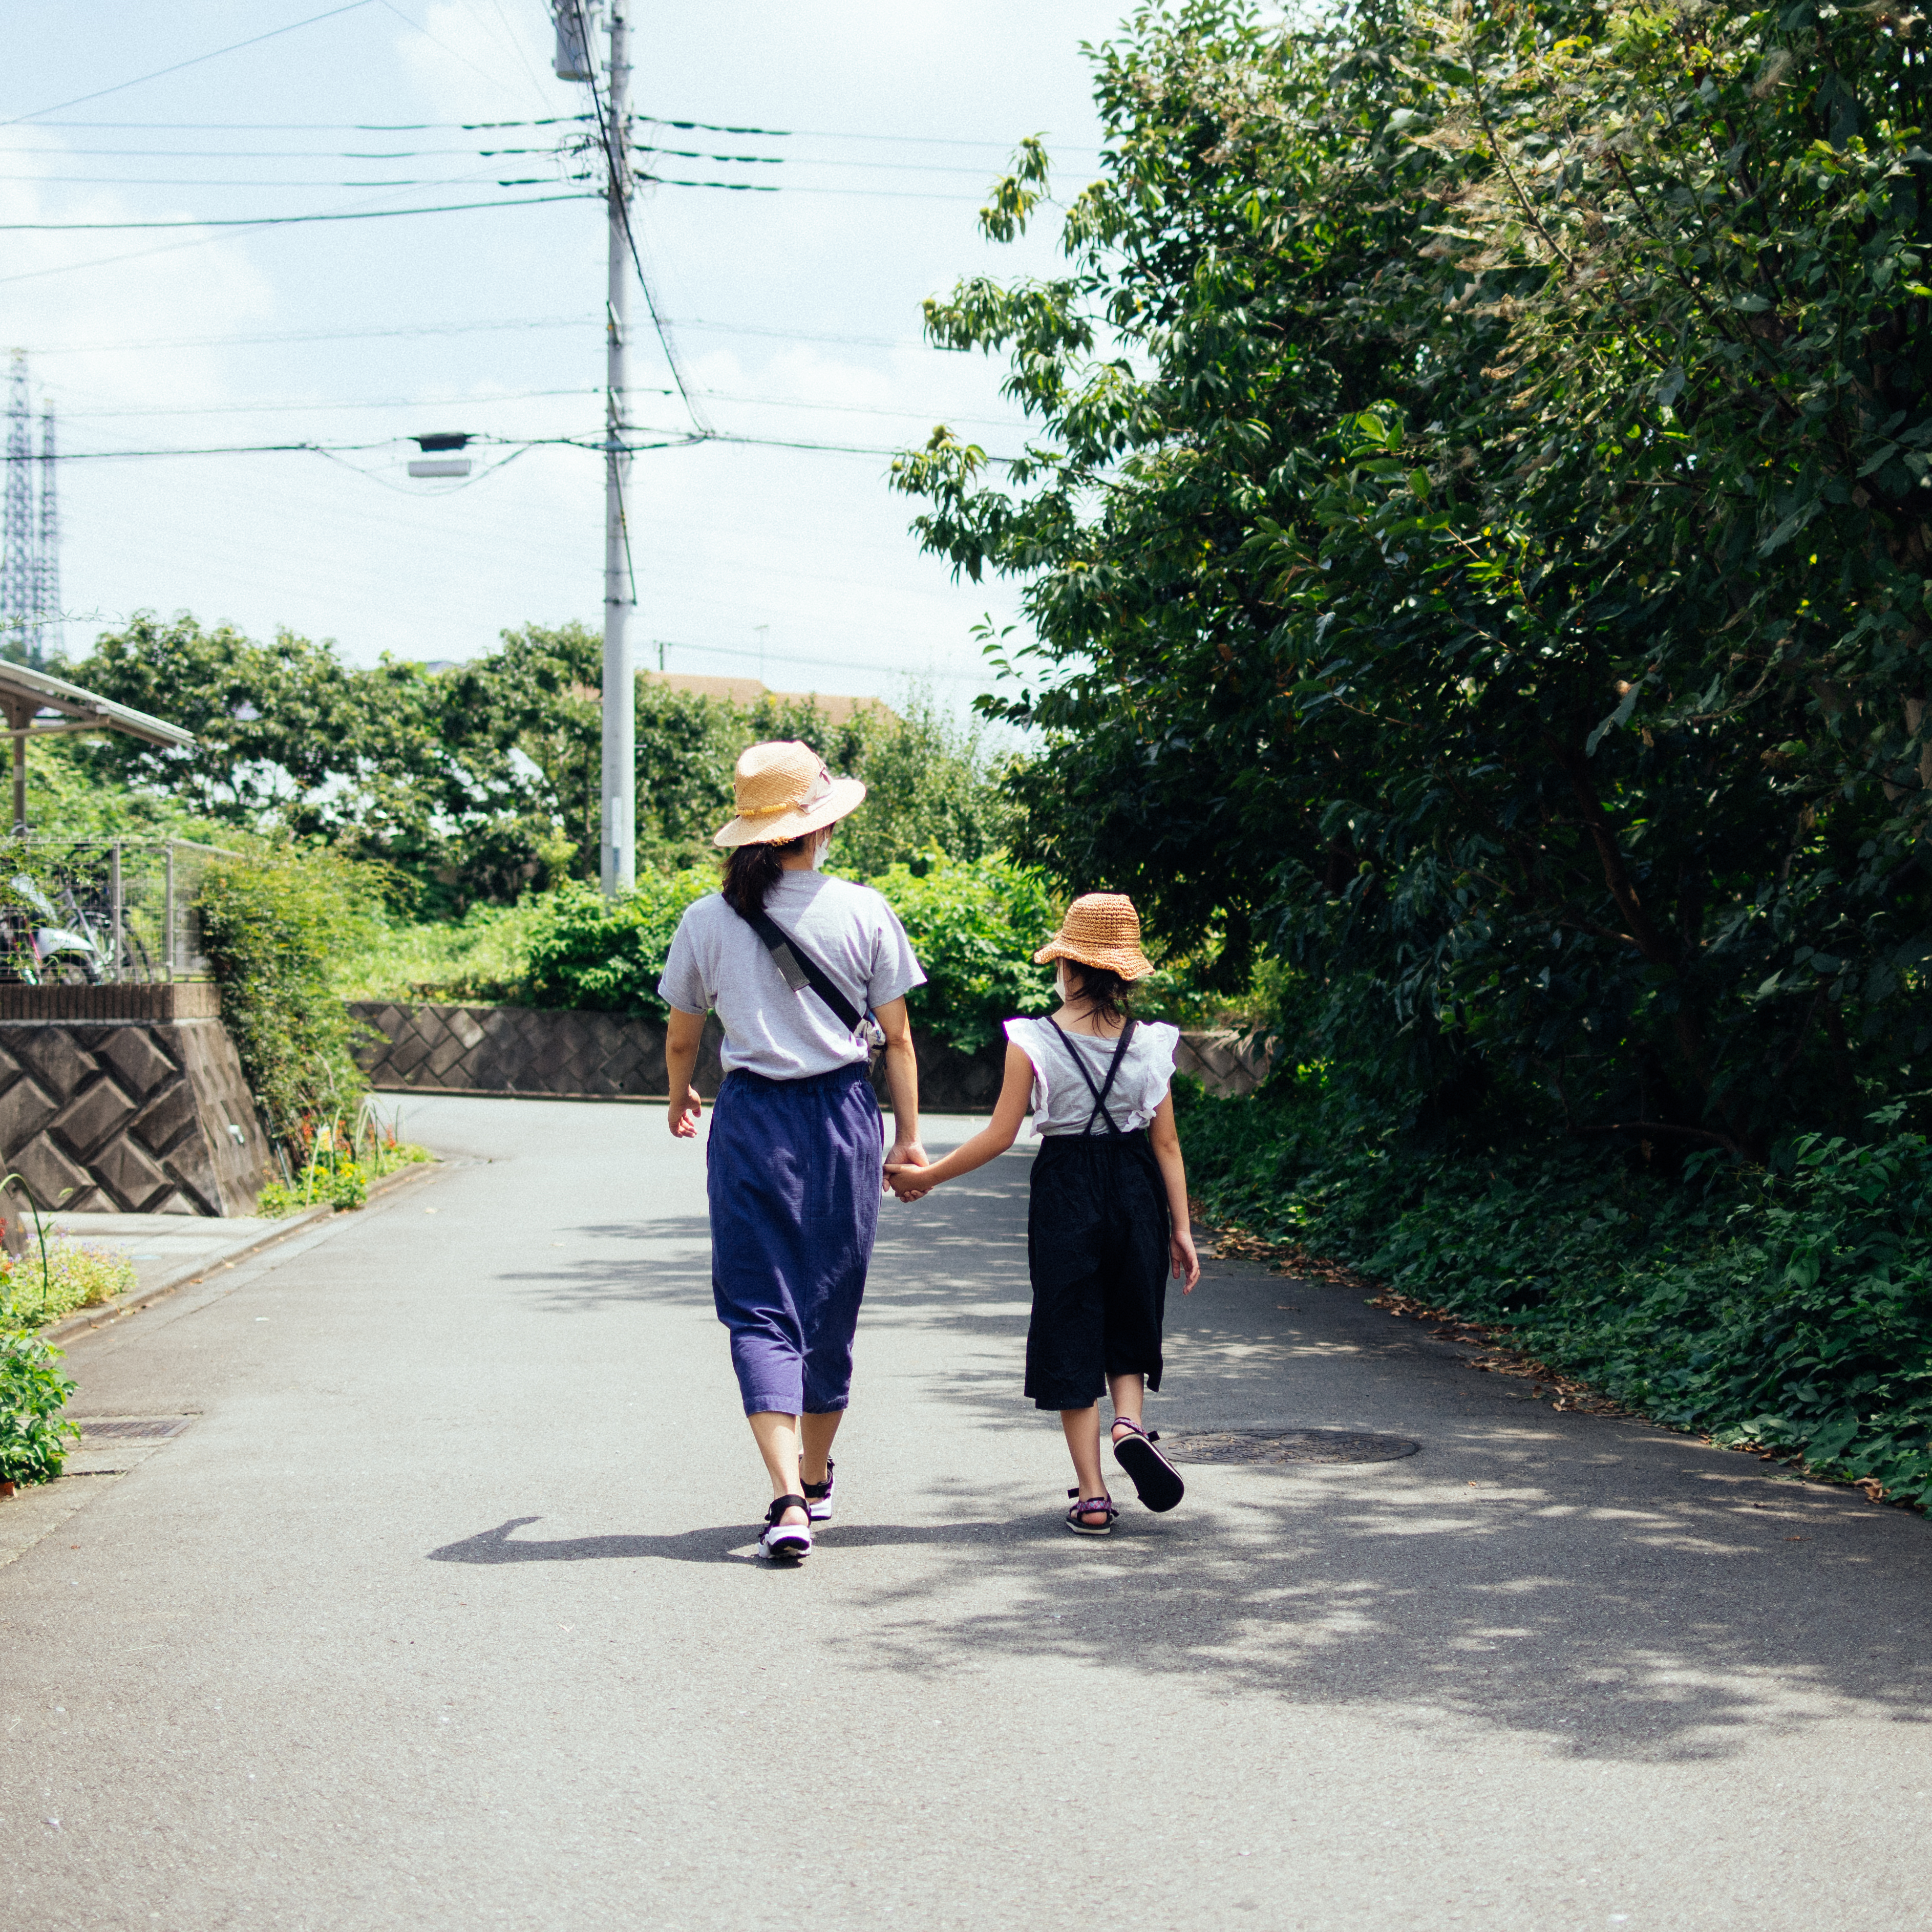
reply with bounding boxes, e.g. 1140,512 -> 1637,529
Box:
1183,1082 -> 1932,1506
197,848 -> 381,1142
0,1330 -> 78,1485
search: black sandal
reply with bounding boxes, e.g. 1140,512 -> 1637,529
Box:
1065,1489 -> 1119,1537
758,1495 -> 813,1561
1111,1418 -> 1185,1513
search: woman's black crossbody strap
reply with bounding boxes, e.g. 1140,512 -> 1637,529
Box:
1045,1018 -> 1137,1136
733,903 -> 866,1034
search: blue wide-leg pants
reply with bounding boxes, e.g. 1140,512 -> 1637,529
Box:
706,1063 -> 882,1416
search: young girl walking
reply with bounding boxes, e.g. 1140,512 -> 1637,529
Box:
887,893 -> 1200,1535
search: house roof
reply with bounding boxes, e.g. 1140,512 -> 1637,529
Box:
644,672 -> 891,728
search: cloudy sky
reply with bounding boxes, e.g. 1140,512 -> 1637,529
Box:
1,2 -> 1123,711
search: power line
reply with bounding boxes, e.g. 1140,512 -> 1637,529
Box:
651,637 -> 988,685
47,425 -> 1025,463
374,0 -> 534,104
28,115 -> 1092,154
0,190 -> 596,231
58,386 -> 631,421
3,1 -> 380,128
28,117 -> 587,131
51,438 -> 397,460
51,385 -> 1011,429
0,144 -> 558,157
31,315 -> 600,355
642,175 -> 776,194
25,313 -> 931,356
0,145 -> 1043,180
636,114 -> 1101,155
0,174 -> 521,189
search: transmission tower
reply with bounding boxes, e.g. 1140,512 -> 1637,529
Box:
34,406 -> 59,663
1,352 -> 34,666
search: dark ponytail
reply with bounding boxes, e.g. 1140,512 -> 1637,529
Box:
1062,962 -> 1134,1028
723,835 -> 808,917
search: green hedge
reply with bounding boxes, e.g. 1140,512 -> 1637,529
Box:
198,848 -> 382,1143
501,853 -> 1057,1053
867,853 -> 1055,1053
1180,1081 -> 1932,1507
517,871 -> 717,1017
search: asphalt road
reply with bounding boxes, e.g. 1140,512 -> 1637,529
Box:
4,1093 -> 1929,1930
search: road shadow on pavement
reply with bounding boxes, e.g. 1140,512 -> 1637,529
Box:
428,1514 -> 1017,1565
482,1140 -> 1932,1768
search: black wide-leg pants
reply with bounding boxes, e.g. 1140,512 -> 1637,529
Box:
1023,1131 -> 1171,1411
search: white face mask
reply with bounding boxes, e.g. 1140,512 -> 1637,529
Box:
1055,963 -> 1074,1004
810,830 -> 831,872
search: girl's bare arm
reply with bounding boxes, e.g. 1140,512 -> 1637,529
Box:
1148,1092 -> 1201,1290
886,1042 -> 1035,1198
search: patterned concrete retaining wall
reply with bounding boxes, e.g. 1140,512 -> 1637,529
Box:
1174,1029 -> 1275,1099
0,998 -> 273,1216
348,1002 -> 726,1099
349,1002 -> 1270,1110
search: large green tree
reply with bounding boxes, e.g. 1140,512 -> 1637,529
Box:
895,0 -> 1932,1157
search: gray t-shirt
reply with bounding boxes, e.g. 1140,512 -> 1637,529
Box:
658,873 -> 926,1081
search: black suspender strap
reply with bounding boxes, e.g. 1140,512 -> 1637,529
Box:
1045,1018 -> 1137,1136
733,903 -> 866,1034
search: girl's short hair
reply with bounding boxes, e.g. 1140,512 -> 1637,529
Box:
1063,961 -> 1134,1027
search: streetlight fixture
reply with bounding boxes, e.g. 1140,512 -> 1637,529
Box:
408,432 -> 473,479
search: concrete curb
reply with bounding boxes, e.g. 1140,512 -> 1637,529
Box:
36,1159 -> 444,1346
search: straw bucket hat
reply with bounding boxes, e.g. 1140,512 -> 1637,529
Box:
1033,892 -> 1155,981
712,740 -> 868,848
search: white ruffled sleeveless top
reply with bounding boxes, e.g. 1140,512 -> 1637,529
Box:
1003,1015 -> 1181,1138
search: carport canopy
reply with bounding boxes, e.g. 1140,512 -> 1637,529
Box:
0,660 -> 196,834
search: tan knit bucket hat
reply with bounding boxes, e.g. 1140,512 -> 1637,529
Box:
712,740 -> 867,848
1033,891 -> 1154,981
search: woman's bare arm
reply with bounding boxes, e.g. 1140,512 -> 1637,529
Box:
874,995 -> 926,1187
665,1007 -> 706,1137
885,1041 -> 1035,1199
1147,1092 -> 1201,1290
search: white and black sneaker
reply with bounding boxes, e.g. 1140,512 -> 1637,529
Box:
757,1495 -> 813,1562
802,1458 -> 835,1523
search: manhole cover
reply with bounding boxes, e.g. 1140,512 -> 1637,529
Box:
77,1418 -> 193,1441
1164,1428 -> 1420,1465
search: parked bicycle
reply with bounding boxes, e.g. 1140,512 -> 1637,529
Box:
0,872 -> 151,984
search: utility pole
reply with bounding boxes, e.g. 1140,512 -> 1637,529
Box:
553,3 -> 635,896
601,1 -> 635,896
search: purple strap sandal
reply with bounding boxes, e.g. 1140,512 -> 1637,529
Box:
1065,1489 -> 1119,1537
1111,1417 -> 1186,1513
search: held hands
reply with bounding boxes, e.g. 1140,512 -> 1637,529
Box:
1171,1225 -> 1200,1293
668,1087 -> 702,1139
883,1140 -> 929,1199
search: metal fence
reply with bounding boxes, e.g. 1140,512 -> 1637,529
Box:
0,838 -> 239,985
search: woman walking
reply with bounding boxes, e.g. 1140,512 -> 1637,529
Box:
660,740 -> 927,1562
887,893 -> 1198,1535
